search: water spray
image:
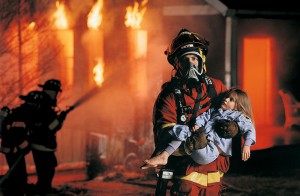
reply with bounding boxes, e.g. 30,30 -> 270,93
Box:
60,86 -> 101,115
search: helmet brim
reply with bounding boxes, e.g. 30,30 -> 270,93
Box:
38,84 -> 62,92
19,95 -> 27,101
19,95 -> 38,102
167,46 -> 201,66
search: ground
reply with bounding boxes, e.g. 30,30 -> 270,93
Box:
2,143 -> 300,195
41,144 -> 300,195
28,161 -> 300,195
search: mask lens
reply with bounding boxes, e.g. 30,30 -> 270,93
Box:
178,57 -> 203,78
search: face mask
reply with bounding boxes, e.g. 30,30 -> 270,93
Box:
187,62 -> 203,82
177,56 -> 203,86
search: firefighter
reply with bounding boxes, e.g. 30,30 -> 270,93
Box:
0,91 -> 43,196
152,28 -> 231,195
30,79 -> 67,195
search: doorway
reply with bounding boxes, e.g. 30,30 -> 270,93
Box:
241,38 -> 275,126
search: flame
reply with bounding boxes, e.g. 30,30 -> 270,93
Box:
28,22 -> 36,30
87,0 -> 103,30
54,1 -> 68,29
125,0 -> 148,29
93,59 -> 104,86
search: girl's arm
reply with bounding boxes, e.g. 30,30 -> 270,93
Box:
236,113 -> 255,161
168,125 -> 192,141
195,109 -> 212,127
236,114 -> 256,146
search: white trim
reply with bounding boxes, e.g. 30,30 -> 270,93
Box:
204,0 -> 228,16
163,5 -> 219,16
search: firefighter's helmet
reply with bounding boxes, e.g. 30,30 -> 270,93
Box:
19,90 -> 45,104
1,106 -> 10,113
0,106 -> 10,117
38,79 -> 62,92
164,28 -> 209,66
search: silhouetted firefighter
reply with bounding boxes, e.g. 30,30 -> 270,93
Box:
30,79 -> 99,195
0,91 -> 44,195
0,79 -> 100,195
29,79 -> 72,195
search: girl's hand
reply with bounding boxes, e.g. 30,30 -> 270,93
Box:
192,125 -> 200,132
242,145 -> 251,161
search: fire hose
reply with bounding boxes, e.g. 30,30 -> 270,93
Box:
0,153 -> 24,186
61,86 -> 100,114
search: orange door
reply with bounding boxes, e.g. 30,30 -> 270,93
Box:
242,38 -> 275,126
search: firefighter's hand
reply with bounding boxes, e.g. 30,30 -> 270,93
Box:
192,127 -> 207,149
58,111 -> 67,122
23,146 -> 31,155
184,127 -> 207,155
191,125 -> 200,132
20,145 -> 31,155
214,119 -> 239,139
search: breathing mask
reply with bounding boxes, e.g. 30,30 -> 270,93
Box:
176,50 -> 204,87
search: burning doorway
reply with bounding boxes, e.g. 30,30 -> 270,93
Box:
241,37 -> 276,126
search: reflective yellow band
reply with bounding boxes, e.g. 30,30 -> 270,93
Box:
48,119 -> 60,131
208,171 -> 224,184
0,146 -> 11,153
19,140 -> 29,149
0,146 -> 18,153
31,143 -> 56,152
12,121 -> 26,128
161,123 -> 176,129
179,171 -> 224,187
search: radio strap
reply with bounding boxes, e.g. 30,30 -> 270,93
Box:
172,74 -> 217,125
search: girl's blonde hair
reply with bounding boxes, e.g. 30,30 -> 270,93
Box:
225,88 -> 254,122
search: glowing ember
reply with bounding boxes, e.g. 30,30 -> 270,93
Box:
87,0 -> 103,30
125,0 -> 148,29
93,59 -> 104,86
54,1 -> 68,29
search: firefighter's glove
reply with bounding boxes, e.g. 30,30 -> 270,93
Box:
21,145 -> 31,155
58,111 -> 67,122
184,127 -> 207,155
214,119 -> 239,139
19,142 -> 31,155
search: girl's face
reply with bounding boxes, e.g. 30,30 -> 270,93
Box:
221,93 -> 237,110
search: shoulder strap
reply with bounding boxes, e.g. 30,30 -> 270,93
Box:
171,75 -> 217,125
203,74 -> 217,99
174,87 -> 191,125
190,90 -> 202,122
167,78 -> 191,125
197,75 -> 217,110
